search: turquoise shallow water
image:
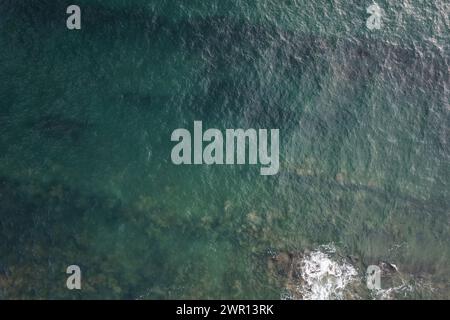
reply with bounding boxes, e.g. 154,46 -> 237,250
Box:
0,0 -> 449,299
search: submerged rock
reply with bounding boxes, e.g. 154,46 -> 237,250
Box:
28,114 -> 89,142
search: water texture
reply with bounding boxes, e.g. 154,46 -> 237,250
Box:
0,0 -> 449,299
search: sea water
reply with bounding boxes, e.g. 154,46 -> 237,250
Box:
0,0 -> 448,299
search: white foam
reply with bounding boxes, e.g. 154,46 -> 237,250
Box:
373,283 -> 413,300
286,244 -> 358,300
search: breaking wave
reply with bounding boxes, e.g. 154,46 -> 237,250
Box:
281,244 -> 358,300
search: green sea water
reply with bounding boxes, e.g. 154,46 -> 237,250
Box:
0,0 -> 449,299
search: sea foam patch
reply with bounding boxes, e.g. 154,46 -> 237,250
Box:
282,245 -> 358,300
298,245 -> 358,300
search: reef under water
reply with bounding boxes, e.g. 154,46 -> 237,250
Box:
0,0 -> 449,299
